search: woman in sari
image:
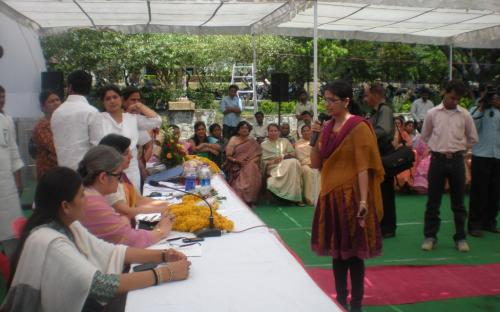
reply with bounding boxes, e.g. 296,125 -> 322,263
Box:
32,90 -> 61,179
295,124 -> 320,206
99,134 -> 169,219
310,80 -> 384,312
392,116 -> 414,191
225,121 -> 262,205
2,167 -> 190,312
261,124 -> 304,205
78,145 -> 172,248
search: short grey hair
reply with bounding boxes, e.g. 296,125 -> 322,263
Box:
77,145 -> 123,186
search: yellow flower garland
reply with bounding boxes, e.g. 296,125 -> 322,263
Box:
169,195 -> 233,233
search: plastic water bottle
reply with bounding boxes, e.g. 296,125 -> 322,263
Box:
184,166 -> 197,191
199,165 -> 212,196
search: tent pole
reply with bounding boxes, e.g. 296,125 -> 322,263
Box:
252,33 -> 258,113
449,45 -> 453,80
313,0 -> 318,118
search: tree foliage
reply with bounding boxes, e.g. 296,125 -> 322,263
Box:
41,29 -> 499,101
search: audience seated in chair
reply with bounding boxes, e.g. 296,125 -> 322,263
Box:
261,124 -> 303,206
224,121 -> 262,206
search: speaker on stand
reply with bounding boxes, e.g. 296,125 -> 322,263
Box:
271,73 -> 289,126
41,71 -> 65,100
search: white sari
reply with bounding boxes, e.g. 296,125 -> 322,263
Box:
1,221 -> 126,312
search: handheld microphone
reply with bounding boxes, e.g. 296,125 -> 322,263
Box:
309,112 -> 331,146
148,180 -> 222,238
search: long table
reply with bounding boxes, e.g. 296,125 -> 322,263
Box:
126,175 -> 341,312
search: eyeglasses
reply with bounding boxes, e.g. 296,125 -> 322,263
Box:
324,97 -> 343,104
106,172 -> 123,181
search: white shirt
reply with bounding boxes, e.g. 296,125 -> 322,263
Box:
251,123 -> 267,139
51,95 -> 103,170
296,101 -> 313,115
410,98 -> 434,122
0,113 -> 24,240
101,112 -> 161,191
421,103 -> 478,153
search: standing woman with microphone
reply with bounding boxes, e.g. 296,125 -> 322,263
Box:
310,80 -> 384,312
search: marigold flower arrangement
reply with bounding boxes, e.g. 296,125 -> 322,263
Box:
159,123 -> 186,168
169,195 -> 233,233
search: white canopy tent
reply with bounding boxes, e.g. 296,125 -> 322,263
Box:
1,0 -> 499,115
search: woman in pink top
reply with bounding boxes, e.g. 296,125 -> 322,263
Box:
77,145 -> 172,248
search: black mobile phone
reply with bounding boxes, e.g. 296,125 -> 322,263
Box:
182,237 -> 204,243
133,263 -> 158,272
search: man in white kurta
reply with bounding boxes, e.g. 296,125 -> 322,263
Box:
0,87 -> 24,250
51,70 -> 103,170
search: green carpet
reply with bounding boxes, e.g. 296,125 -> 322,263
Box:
254,194 -> 500,267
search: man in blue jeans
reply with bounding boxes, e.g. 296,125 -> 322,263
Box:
420,80 -> 478,252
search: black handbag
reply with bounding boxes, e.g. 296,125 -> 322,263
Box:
381,127 -> 415,176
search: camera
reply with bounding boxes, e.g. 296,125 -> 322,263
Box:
480,85 -> 500,110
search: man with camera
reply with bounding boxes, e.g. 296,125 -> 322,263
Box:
468,85 -> 500,237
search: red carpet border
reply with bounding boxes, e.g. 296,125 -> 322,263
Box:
306,264 -> 500,305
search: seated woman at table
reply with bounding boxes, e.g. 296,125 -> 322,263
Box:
99,134 -> 169,219
78,145 -> 172,248
225,121 -> 262,206
261,123 -> 304,206
2,167 -> 190,312
188,121 -> 221,161
295,124 -> 320,206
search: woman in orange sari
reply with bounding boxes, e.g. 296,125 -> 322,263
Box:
311,80 -> 384,312
225,121 -> 262,205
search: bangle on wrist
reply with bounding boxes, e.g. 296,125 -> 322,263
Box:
161,249 -> 168,263
151,268 -> 159,286
165,264 -> 174,282
155,267 -> 163,284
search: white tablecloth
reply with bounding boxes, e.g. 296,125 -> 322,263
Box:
126,175 -> 340,312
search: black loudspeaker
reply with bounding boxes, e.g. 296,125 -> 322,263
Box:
271,73 -> 289,102
41,71 -> 64,99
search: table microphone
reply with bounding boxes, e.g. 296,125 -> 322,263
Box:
148,180 -> 222,238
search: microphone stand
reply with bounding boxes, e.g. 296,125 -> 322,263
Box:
148,180 -> 222,238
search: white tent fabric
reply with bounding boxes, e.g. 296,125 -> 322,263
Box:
275,1 -> 500,49
0,11 -> 46,118
1,0 -> 498,48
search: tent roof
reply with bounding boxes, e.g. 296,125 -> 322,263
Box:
1,0 -> 499,48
